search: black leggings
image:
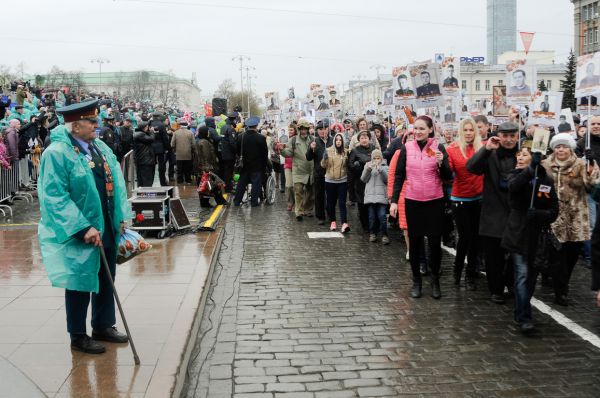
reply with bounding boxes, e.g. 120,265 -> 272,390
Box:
409,235 -> 442,283
451,200 -> 481,279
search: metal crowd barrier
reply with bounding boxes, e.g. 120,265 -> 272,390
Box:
0,161 -> 33,217
121,150 -> 137,193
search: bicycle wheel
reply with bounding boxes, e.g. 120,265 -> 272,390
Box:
265,175 -> 276,205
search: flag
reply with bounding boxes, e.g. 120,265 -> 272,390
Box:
520,32 -> 535,55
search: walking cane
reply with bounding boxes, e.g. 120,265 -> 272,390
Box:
99,247 -> 141,365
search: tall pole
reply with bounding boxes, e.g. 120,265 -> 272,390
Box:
91,57 -> 110,94
244,65 -> 256,116
232,55 -> 250,114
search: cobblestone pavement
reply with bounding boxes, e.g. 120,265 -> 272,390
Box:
184,195 -> 600,398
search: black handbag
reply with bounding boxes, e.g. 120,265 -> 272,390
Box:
533,227 -> 562,272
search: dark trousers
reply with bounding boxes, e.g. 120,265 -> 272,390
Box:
65,246 -> 116,337
137,164 -> 155,187
314,174 -> 326,220
176,159 -> 192,183
554,241 -> 583,297
325,182 -> 348,223
409,235 -> 442,283
280,167 -> 286,190
348,171 -> 356,202
155,153 -> 168,186
482,236 -> 511,296
357,203 -> 369,231
234,171 -> 262,206
220,159 -> 235,193
512,253 -> 538,324
451,200 -> 481,280
167,150 -> 176,178
368,204 -> 388,235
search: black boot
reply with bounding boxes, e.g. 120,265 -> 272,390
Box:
431,277 -> 441,299
410,281 -> 422,298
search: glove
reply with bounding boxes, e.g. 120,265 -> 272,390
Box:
585,148 -> 594,161
531,152 -> 542,168
526,208 -> 536,221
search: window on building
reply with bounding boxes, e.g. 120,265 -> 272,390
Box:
475,80 -> 480,91
585,29 -> 589,45
594,2 -> 599,18
583,4 -> 589,21
547,80 -> 552,90
462,80 -> 467,90
485,80 -> 490,91
595,27 -> 599,43
498,79 -> 503,85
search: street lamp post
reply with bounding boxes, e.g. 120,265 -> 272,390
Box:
244,65 -> 256,116
232,55 -> 250,114
90,57 -> 110,94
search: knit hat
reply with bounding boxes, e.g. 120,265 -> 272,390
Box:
371,149 -> 383,159
549,132 -> 576,150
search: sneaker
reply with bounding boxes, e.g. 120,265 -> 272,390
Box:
405,251 -> 410,260
410,283 -> 422,298
341,223 -> 350,233
382,235 -> 390,245
369,234 -> 377,242
330,221 -> 337,231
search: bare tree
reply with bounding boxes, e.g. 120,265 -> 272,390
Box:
0,65 -> 16,92
214,79 -> 236,104
125,70 -> 158,103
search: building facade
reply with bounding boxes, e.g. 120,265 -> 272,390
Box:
487,0 -> 517,65
572,0 -> 600,56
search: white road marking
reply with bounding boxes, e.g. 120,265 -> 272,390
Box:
440,245 -> 600,348
307,232 -> 344,239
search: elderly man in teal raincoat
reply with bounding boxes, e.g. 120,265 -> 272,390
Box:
38,99 -> 131,354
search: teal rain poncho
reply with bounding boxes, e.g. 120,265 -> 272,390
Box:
37,126 -> 130,293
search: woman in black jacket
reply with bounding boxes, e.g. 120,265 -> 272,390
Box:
349,131 -> 375,231
501,146 -> 558,334
133,121 -> 156,187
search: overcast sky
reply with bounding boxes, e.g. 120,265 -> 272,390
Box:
2,0 -> 573,99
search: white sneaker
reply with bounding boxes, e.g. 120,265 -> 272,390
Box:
405,251 -> 410,260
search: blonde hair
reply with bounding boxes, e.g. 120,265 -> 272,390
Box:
457,118 -> 482,159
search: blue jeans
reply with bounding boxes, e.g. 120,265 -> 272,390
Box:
511,253 -> 538,324
367,203 -> 387,235
233,171 -> 263,206
583,193 -> 597,260
325,182 -> 348,223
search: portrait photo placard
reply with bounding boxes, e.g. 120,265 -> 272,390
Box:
529,91 -> 563,127
492,85 -> 509,117
265,92 -> 280,113
576,52 -> 600,98
506,59 -> 536,106
440,57 -> 461,97
392,66 -> 416,105
409,62 -> 443,108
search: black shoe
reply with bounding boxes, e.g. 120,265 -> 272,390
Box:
317,218 -> 325,225
490,294 -> 505,304
70,334 -> 106,354
554,295 -> 569,306
296,215 -> 303,221
583,259 -> 592,269
466,279 -> 477,291
92,327 -> 129,343
453,274 -> 461,286
431,278 -> 441,299
410,283 -> 422,298
520,322 -> 535,334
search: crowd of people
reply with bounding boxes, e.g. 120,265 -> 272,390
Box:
2,81 -> 600,341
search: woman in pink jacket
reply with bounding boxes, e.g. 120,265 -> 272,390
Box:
390,116 -> 453,299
